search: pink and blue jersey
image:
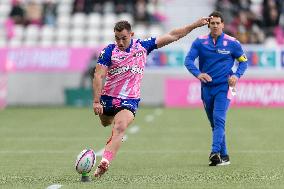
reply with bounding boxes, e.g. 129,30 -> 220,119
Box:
97,38 -> 157,99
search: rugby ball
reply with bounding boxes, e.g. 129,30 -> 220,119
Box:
75,149 -> 96,174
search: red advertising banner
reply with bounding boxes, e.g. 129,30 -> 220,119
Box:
165,78 -> 284,107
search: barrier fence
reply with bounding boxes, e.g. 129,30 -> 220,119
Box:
165,79 -> 284,107
0,46 -> 283,107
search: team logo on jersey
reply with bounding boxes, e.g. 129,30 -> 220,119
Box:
223,40 -> 228,46
130,65 -> 143,74
108,65 -> 143,75
133,51 -> 144,57
135,44 -> 139,50
111,56 -> 126,61
99,50 -> 105,59
109,66 -> 130,75
217,49 -> 231,55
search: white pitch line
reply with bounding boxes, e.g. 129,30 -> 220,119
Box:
2,150 -> 284,154
1,137 -> 105,141
145,114 -> 154,122
154,108 -> 163,116
0,150 -> 75,154
117,150 -> 284,154
46,184 -> 62,189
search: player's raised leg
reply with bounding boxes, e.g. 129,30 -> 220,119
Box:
94,109 -> 134,177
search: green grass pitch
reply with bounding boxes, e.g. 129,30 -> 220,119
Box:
0,107 -> 284,189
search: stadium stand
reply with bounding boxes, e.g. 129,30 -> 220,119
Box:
215,0 -> 283,44
0,0 -> 166,48
0,0 -> 283,48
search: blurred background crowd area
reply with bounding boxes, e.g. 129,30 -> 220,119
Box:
0,0 -> 283,48
0,0 -> 166,47
216,0 -> 284,44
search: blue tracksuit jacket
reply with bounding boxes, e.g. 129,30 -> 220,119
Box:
184,32 -> 248,155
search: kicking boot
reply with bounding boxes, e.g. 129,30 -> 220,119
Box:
209,153 -> 222,166
94,160 -> 109,178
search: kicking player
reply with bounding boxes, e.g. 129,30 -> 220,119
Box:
93,17 -> 211,177
184,11 -> 248,166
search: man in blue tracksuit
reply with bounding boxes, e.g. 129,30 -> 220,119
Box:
184,11 -> 248,166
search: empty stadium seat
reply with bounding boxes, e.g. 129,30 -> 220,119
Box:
39,39 -> 54,47
72,13 -> 86,28
0,0 -> 165,47
87,13 -> 101,28
70,39 -> 85,47
59,0 -> 73,5
86,39 -> 101,47
57,15 -> 71,28
86,28 -> 100,41
0,3 -> 11,17
133,24 -> 148,39
24,25 -> 40,41
0,27 -> 7,44
0,16 -> 6,26
40,26 -> 55,41
102,13 -> 118,28
23,39 -> 37,47
0,39 -> 7,47
13,25 -> 25,40
118,13 -> 134,24
148,25 -> 163,37
9,38 -> 22,47
70,28 -> 85,41
101,28 -> 114,42
55,27 -> 69,41
0,0 -> 11,4
57,4 -> 72,16
55,39 -> 69,47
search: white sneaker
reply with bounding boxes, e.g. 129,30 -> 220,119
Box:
218,155 -> 230,166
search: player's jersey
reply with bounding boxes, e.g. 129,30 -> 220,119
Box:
97,38 -> 157,99
185,32 -> 248,86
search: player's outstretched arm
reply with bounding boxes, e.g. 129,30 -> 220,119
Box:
156,17 -> 211,49
93,64 -> 108,115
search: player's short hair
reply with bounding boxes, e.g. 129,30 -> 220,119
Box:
114,20 -> 132,32
209,11 -> 224,23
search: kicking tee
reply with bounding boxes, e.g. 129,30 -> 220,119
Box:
97,38 -> 157,99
